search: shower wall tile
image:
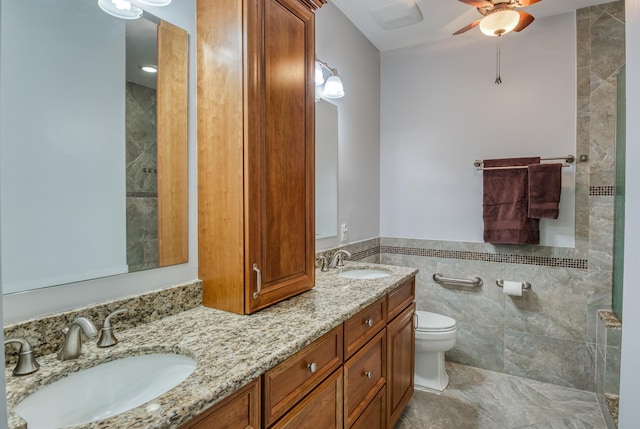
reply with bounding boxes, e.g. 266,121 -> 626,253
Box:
590,11 -> 625,82
604,346 -> 621,395
503,267 -> 588,342
446,322 -> 504,373
588,197 -> 615,272
504,330 -> 590,390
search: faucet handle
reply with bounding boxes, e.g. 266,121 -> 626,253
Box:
97,308 -> 128,348
317,255 -> 330,272
4,338 -> 40,376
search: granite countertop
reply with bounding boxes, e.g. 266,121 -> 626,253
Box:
5,262 -> 417,429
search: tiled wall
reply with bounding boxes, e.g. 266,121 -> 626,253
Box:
125,81 -> 159,272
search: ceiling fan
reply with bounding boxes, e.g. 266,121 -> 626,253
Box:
453,0 -> 542,37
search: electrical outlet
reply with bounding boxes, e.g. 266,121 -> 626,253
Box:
340,224 -> 348,242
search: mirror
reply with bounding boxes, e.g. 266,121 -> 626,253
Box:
315,99 -> 338,239
0,0 -> 188,294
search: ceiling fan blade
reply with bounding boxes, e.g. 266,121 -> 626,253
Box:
513,11 -> 535,32
458,0 -> 493,7
453,19 -> 481,35
516,0 -> 542,6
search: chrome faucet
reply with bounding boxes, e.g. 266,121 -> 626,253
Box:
4,338 -> 40,376
329,249 -> 351,268
97,308 -> 128,348
317,255 -> 330,272
57,317 -> 98,361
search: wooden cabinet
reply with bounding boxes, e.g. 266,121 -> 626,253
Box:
344,297 -> 386,360
263,326 -> 343,426
386,278 -> 416,429
179,378 -> 260,429
197,0 -> 326,314
271,368 -> 343,429
343,329 -> 386,428
351,386 -> 386,429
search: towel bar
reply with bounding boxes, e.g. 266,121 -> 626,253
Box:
433,273 -> 483,288
474,155 -> 575,171
496,279 -> 532,291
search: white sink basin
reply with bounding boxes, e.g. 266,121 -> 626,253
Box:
338,269 -> 391,279
14,353 -> 196,429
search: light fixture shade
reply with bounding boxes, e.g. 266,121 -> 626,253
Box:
479,10 -> 520,36
315,62 -> 325,86
322,75 -> 344,99
133,0 -> 172,6
98,0 -> 143,19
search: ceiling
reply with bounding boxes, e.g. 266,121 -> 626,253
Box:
330,0 -> 610,52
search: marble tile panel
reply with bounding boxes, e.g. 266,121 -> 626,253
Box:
503,266 -> 589,342
504,330 -> 590,390
606,327 -> 621,348
588,197 -> 615,272
595,346 -> 605,405
578,67 -> 591,116
516,409 -> 606,429
598,1 -> 625,22
576,17 -> 591,69
590,13 -> 626,81
604,346 -> 620,395
587,293 -> 612,345
446,322 -> 504,372
585,342 -> 597,393
577,116 -> 591,156
575,208 -> 590,246
596,314 -> 606,356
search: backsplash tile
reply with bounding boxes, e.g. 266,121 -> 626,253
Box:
4,280 -> 202,366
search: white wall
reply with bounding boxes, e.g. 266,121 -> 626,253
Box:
619,1 -> 640,426
315,2 -> 381,250
1,0 -> 198,324
380,13 -> 577,247
1,0 -> 128,293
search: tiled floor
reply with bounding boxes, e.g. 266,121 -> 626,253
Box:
396,362 -> 606,429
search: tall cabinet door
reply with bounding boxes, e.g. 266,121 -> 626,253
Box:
245,0 -> 316,313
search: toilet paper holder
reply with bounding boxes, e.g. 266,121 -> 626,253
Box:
496,279 -> 532,292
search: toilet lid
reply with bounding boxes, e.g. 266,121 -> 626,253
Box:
415,310 -> 456,332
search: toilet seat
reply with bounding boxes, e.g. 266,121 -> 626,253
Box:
415,310 -> 456,332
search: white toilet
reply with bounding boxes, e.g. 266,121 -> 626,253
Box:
414,310 -> 458,392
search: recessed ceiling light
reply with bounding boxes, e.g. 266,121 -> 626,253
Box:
97,0 -> 143,20
140,65 -> 158,73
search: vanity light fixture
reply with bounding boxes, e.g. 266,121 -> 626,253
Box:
140,65 -> 158,73
97,0 -> 143,20
315,59 -> 345,99
133,0 -> 172,6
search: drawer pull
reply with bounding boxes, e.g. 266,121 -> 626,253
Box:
364,319 -> 373,327
364,371 -> 373,379
308,362 -> 317,373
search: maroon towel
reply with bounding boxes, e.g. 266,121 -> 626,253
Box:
528,163 -> 562,219
483,157 -> 540,245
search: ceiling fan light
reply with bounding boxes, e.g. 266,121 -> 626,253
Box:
479,10 -> 520,36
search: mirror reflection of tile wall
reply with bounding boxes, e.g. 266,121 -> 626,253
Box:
126,82 -> 159,272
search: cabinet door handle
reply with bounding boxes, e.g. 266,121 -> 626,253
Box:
252,264 -> 262,299
308,362 -> 318,373
364,318 -> 374,327
364,371 -> 373,379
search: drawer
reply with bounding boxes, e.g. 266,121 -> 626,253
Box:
387,278 -> 415,322
344,297 -> 386,360
263,325 -> 343,427
179,378 -> 260,429
351,385 -> 385,429
344,329 -> 386,428
271,367 -> 343,429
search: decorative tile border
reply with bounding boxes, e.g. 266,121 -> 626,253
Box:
590,186 -> 616,196
380,246 -> 589,270
350,247 -> 379,261
126,191 -> 158,198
